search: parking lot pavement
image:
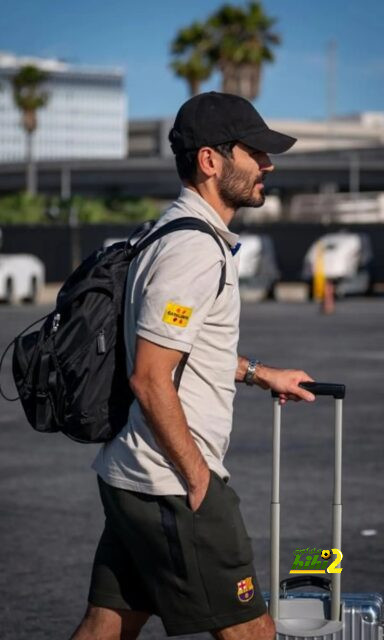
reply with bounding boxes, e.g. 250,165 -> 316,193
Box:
0,299 -> 383,639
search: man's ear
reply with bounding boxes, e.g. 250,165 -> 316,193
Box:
196,147 -> 221,178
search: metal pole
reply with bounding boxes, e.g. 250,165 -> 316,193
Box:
270,399 -> 281,620
26,131 -> 37,196
61,165 -> 71,200
69,204 -> 81,271
331,398 -> 343,620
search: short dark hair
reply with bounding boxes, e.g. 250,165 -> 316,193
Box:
173,141 -> 236,184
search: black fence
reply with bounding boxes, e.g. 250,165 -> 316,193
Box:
1,222 -> 384,284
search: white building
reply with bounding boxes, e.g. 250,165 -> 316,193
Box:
0,52 -> 127,162
268,112 -> 384,153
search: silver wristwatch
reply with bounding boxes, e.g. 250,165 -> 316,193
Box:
244,359 -> 262,386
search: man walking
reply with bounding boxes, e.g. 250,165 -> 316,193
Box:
71,92 -> 315,640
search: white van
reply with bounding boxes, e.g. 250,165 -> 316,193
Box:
302,232 -> 374,297
0,254 -> 45,304
0,229 -> 45,303
238,233 -> 280,301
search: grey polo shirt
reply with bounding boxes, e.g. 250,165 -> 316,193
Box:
92,187 -> 241,495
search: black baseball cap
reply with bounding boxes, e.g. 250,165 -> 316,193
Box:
169,91 -> 296,155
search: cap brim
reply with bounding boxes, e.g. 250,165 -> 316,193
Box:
239,127 -> 297,154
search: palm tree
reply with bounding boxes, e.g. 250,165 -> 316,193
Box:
170,2 -> 280,101
208,2 -> 280,100
170,22 -> 213,96
12,65 -> 49,196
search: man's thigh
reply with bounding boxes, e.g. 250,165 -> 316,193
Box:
167,471 -> 267,635
88,521 -> 154,613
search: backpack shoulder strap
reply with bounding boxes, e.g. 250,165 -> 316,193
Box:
128,217 -> 227,297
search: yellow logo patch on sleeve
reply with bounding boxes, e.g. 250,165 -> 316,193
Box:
162,302 -> 193,328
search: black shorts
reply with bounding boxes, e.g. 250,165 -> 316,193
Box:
88,472 -> 266,636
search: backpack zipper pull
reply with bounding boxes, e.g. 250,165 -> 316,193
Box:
97,330 -> 106,354
51,313 -> 61,334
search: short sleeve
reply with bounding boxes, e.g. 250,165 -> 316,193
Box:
136,232 -> 224,352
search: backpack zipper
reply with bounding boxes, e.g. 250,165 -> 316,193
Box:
97,330 -> 106,354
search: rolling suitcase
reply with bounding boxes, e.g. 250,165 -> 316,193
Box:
268,382 -> 383,640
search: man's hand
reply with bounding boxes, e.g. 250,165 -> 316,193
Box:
255,364 -> 315,404
187,465 -> 211,512
237,356 -> 315,403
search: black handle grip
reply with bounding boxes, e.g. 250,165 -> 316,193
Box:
280,575 -> 331,594
271,382 -> 345,399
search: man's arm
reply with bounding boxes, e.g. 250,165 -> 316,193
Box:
129,336 -> 210,511
236,355 -> 315,404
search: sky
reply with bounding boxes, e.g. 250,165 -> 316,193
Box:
1,0 -> 384,121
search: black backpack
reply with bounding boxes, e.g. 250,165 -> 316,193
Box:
0,217 -> 226,443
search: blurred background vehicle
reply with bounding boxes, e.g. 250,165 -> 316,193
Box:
238,233 -> 280,301
0,226 -> 45,304
0,253 -> 45,304
302,231 -> 374,298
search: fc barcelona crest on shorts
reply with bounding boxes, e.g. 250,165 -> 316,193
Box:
237,577 -> 254,602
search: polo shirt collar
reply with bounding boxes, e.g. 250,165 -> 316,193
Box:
179,187 -> 239,249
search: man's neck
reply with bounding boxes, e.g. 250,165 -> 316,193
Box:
185,183 -> 235,227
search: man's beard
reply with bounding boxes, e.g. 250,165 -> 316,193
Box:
217,159 -> 265,210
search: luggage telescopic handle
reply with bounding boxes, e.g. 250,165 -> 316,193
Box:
280,576 -> 331,595
270,381 -> 345,625
271,382 -> 345,399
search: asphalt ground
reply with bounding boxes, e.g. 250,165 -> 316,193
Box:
0,299 -> 383,639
